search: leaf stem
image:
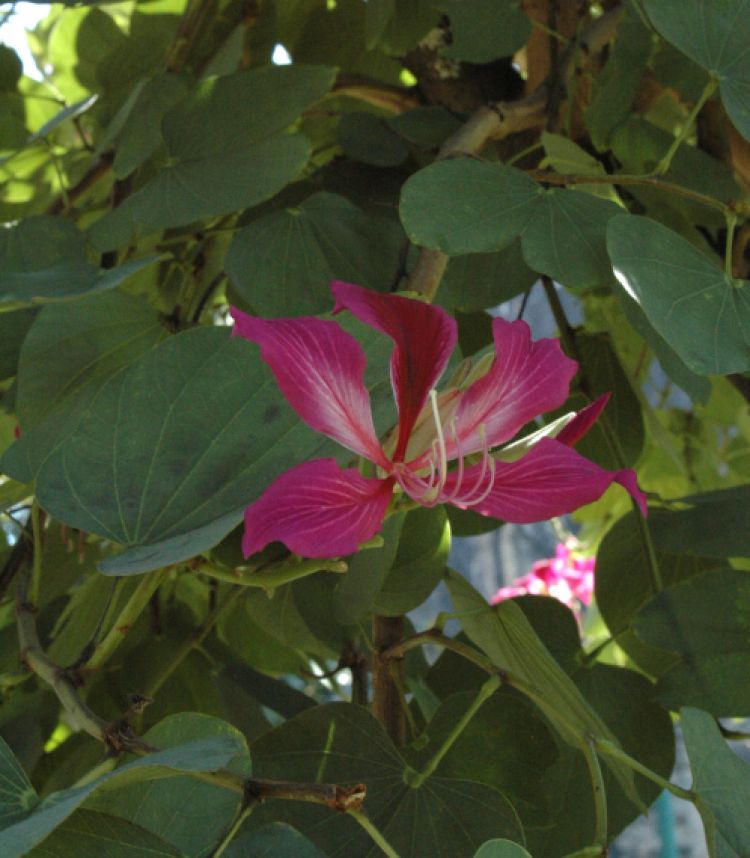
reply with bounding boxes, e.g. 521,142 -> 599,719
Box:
211,803 -> 255,858
582,736 -> 608,848
30,500 -> 43,607
196,556 -> 347,589
350,811 -> 402,858
595,738 -> 694,802
408,674 -> 501,788
725,211 -> 738,279
654,75 -> 719,176
86,571 -> 167,672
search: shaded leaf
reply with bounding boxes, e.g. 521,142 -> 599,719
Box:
440,0 -> 531,62
223,823 -> 324,858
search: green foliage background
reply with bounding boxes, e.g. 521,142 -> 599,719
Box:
0,1 -> 749,856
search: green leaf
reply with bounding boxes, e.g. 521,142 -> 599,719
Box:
26,810 -> 183,857
521,191 -> 621,290
584,16 -> 652,149
607,214 -> 750,375
400,160 -> 540,255
540,132 -> 622,203
217,662 -> 317,719
0,732 -> 243,858
88,714 -> 249,858
564,332 -> 644,469
2,291 -> 169,484
109,73 -> 190,179
0,308 -> 37,381
436,241 -> 536,312
89,65 -> 336,245
440,0 -> 531,62
0,736 -> 40,829
338,112 -> 409,166
681,706 -> 750,856
0,217 -> 159,308
0,46 -> 22,91
374,506 -> 450,615
445,571 -> 641,804
386,106 -> 463,149
401,161 -> 621,289
410,689 -> 557,813
249,702 -> 523,857
225,192 -> 404,316
223,823 -> 324,858
649,486 -> 750,557
594,510 -> 716,676
474,841 -> 532,858
644,0 -> 750,140
365,0 -> 396,49
634,568 -> 750,714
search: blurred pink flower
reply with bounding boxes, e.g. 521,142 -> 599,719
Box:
491,540 -> 595,610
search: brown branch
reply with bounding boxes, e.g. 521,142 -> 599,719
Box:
44,153 -> 113,216
372,615 -> 406,746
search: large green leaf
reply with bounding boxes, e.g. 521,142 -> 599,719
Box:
26,810 -> 183,857
607,214 -> 750,375
681,707 -> 750,857
88,713 -> 249,858
249,702 -> 523,857
439,0 -> 531,62
225,192 -> 404,316
89,65 -> 336,246
445,571 -> 640,804
594,509 -> 715,676
649,486 -> 750,557
0,308 -> 36,381
2,291 -> 169,483
644,0 -> 750,140
634,568 -> 750,714
24,315 -> 392,573
401,161 -> 620,289
0,217 -> 159,308
0,732 -> 243,858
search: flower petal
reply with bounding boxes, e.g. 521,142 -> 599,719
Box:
450,319 -> 578,457
242,459 -> 394,558
231,307 -> 386,465
331,281 -> 457,461
443,437 -> 647,521
555,393 -> 611,447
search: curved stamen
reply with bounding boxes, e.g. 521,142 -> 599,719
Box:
441,419 -> 465,503
429,389 -> 448,495
453,424 -> 497,507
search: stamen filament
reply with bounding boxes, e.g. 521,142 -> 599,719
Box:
429,390 -> 449,494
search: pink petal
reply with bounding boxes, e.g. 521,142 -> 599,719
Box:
443,437 -> 647,521
331,281 -> 457,461
242,459 -> 394,558
231,307 -> 386,466
555,393 -> 611,447
450,319 -> 578,457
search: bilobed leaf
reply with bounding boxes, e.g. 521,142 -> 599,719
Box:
401,161 -> 621,289
607,214 -> 750,375
225,192 -> 404,316
26,810 -> 183,857
88,65 -> 336,244
634,568 -> 750,714
249,702 -> 523,857
644,0 -> 750,140
0,732 -> 243,858
681,707 -> 750,856
440,0 -> 531,62
88,714 -> 249,857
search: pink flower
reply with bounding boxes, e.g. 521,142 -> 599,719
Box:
491,540 -> 596,609
231,282 -> 646,558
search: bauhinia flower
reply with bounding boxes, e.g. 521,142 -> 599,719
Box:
491,539 -> 596,609
231,281 -> 646,558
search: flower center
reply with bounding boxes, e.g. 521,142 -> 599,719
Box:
408,390 -> 497,508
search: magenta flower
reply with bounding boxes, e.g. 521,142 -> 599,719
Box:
491,540 -> 596,609
231,282 -> 646,558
